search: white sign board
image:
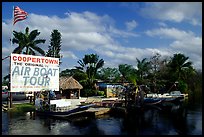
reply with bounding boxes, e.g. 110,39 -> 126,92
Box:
10,54 -> 59,92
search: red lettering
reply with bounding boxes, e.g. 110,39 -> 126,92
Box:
27,57 -> 31,62
32,57 -> 36,63
45,59 -> 48,63
37,58 -> 40,63
54,60 -> 58,64
41,58 -> 45,63
13,56 -> 17,61
23,57 -> 26,62
12,54 -> 59,65
18,56 -> 22,61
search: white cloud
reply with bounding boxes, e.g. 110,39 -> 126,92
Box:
108,26 -> 139,38
2,9 -> 202,80
158,22 -> 167,27
2,11 -> 141,78
140,2 -> 202,26
145,27 -> 195,40
125,20 -> 138,31
61,51 -> 78,59
145,27 -> 202,69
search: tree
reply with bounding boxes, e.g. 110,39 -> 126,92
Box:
12,27 -> 46,55
136,58 -> 151,83
2,74 -> 10,90
118,64 -> 137,85
97,67 -> 120,83
168,53 -> 193,81
60,68 -> 88,82
149,53 -> 163,93
46,29 -> 62,64
76,54 -> 104,90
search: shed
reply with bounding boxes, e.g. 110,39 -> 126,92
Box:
59,76 -> 83,99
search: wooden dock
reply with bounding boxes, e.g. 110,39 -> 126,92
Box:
85,107 -> 111,116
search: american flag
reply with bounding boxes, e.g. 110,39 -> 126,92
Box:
13,6 -> 28,25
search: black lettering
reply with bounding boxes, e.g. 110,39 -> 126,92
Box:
24,67 -> 31,75
40,68 -> 47,76
23,76 -> 29,85
45,77 -> 50,86
30,77 -> 37,85
37,77 -> 44,86
12,66 -> 20,76
33,68 -> 39,76
52,68 -> 58,76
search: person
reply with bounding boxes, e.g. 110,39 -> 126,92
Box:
49,90 -> 56,99
138,86 -> 144,105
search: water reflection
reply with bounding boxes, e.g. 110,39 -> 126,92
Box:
2,101 -> 202,135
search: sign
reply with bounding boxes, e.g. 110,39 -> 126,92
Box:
106,84 -> 124,97
10,54 -> 59,92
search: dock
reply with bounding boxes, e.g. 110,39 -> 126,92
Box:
85,107 -> 111,116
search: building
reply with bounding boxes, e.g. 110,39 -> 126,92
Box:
59,76 -> 83,99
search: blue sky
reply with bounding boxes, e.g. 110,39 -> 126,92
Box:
2,2 -> 202,79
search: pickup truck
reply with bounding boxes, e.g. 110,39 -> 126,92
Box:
2,90 -> 26,101
25,92 -> 34,100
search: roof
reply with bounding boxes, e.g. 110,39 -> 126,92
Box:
59,76 -> 83,90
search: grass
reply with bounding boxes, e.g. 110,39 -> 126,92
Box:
8,103 -> 36,113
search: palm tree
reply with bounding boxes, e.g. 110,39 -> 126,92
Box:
98,67 -> 120,83
12,27 -> 46,55
118,64 -> 138,85
136,58 -> 151,83
76,54 -> 104,89
168,53 -> 193,81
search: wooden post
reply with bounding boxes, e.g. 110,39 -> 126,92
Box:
6,91 -> 13,109
125,87 -> 127,108
33,92 -> 36,105
48,90 -> 50,112
30,94 -> 32,103
78,89 -> 80,99
9,56 -> 12,108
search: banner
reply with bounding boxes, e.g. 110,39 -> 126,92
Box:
10,54 -> 59,92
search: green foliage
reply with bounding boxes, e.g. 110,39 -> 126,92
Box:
118,64 -> 138,85
46,29 -> 62,64
81,89 -> 97,97
136,58 -> 151,80
3,74 -> 10,90
76,54 -> 104,90
97,91 -> 105,96
178,80 -> 188,93
168,53 -> 193,81
12,27 -> 46,55
98,67 -> 120,83
57,52 -> 201,102
9,103 -> 35,113
81,89 -> 104,97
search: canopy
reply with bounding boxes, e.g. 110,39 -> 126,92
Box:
59,76 -> 83,90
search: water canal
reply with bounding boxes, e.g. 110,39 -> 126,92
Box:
2,100 -> 202,135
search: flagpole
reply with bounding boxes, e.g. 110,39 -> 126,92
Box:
10,6 -> 14,47
9,6 -> 15,108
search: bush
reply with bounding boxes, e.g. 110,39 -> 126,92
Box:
97,91 -> 105,96
9,103 -> 35,113
81,89 -> 97,97
178,80 -> 188,93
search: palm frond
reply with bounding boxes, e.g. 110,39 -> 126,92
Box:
30,45 -> 45,56
12,46 -> 24,54
33,39 -> 46,45
28,48 -> 36,55
29,30 -> 40,41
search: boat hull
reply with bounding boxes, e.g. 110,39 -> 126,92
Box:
36,104 -> 95,118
